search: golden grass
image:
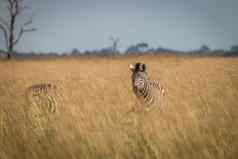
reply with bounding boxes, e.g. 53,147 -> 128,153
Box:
0,55 -> 238,159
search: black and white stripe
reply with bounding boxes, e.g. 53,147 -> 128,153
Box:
130,62 -> 165,111
25,83 -> 59,113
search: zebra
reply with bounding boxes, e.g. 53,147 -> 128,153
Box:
24,83 -> 62,137
25,83 -> 59,113
129,62 -> 165,111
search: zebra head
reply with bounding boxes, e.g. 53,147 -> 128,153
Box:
129,62 -> 146,73
130,62 -> 148,94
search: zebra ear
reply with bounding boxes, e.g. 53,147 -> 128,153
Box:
129,64 -> 135,71
141,64 -> 146,72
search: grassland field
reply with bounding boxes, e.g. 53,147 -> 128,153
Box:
0,54 -> 238,159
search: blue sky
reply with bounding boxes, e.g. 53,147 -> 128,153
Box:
0,0 -> 238,53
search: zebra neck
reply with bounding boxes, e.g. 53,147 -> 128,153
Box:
141,81 -> 150,97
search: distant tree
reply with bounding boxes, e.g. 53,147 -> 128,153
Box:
155,47 -> 172,53
137,42 -> 149,48
230,45 -> 238,53
125,45 -> 138,54
98,47 -> 113,55
125,42 -> 149,54
210,49 -> 225,55
110,36 -> 120,54
223,45 -> 238,56
199,44 -> 210,53
71,48 -> 80,55
147,48 -> 156,53
0,0 -> 36,59
84,50 -> 91,55
136,42 -> 149,52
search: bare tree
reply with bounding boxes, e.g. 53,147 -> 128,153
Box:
110,36 -> 120,54
0,0 -> 36,59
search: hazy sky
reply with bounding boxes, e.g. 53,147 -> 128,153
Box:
0,0 -> 238,53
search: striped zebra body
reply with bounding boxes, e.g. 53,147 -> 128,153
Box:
31,84 -> 56,95
25,83 -> 59,113
130,62 -> 165,111
25,83 -> 61,137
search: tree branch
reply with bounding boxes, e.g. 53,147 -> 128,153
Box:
0,23 -> 9,49
0,17 -> 10,31
23,17 -> 33,26
13,15 -> 36,45
7,0 -> 14,15
13,27 -> 36,45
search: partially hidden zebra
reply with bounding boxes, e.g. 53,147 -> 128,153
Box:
25,83 -> 59,113
129,62 -> 165,111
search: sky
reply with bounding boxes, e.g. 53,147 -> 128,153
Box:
0,0 -> 238,53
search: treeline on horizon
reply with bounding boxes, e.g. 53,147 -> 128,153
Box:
0,43 -> 238,58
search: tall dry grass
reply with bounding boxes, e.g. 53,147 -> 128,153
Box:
0,55 -> 238,159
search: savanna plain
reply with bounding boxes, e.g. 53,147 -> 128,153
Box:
0,55 -> 238,159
